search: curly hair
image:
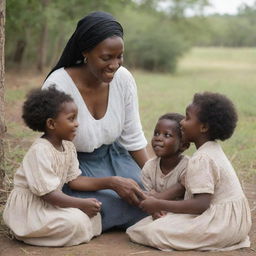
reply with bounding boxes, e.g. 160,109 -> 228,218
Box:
22,86 -> 74,132
192,92 -> 238,141
158,112 -> 185,139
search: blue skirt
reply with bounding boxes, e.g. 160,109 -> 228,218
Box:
63,142 -> 147,231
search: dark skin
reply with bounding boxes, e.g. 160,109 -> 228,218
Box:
141,119 -> 190,218
140,110 -> 213,217
65,36 -> 149,205
41,103 -> 145,209
140,194 -> 212,215
41,102 -> 102,217
145,183 -> 186,219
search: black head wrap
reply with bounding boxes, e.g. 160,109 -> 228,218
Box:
47,11 -> 123,77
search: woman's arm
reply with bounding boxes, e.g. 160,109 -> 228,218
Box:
68,176 -> 145,205
140,193 -> 212,215
129,147 -> 149,168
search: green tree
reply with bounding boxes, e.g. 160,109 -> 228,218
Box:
6,0 -> 132,71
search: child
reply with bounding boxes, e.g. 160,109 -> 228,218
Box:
141,113 -> 190,219
3,87 -> 102,247
127,92 -> 251,251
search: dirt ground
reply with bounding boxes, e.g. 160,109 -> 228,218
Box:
0,71 -> 256,255
0,182 -> 255,256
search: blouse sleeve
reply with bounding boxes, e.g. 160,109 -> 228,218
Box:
185,154 -> 220,195
22,144 -> 61,196
42,78 -> 64,92
117,70 -> 147,151
66,142 -> 82,183
141,159 -> 155,191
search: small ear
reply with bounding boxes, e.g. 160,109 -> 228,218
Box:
46,118 -> 55,130
200,123 -> 209,133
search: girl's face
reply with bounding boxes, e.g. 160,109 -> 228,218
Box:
151,119 -> 181,158
180,103 -> 203,144
53,101 -> 79,141
84,36 -> 124,83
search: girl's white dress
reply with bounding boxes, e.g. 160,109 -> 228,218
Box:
127,141 -> 251,251
3,138 -> 101,246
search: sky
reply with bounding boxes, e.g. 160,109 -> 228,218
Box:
205,0 -> 255,15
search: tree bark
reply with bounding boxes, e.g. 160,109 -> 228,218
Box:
13,39 -> 26,64
0,0 -> 6,189
37,0 -> 49,72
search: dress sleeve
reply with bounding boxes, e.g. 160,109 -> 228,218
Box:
185,154 -> 220,195
66,143 -> 82,183
177,156 -> 190,185
22,144 -> 61,196
141,159 -> 155,191
117,70 -> 147,151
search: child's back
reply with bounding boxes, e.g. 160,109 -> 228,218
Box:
186,141 -> 245,201
183,141 -> 250,250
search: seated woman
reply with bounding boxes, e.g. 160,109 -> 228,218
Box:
42,11 -> 149,231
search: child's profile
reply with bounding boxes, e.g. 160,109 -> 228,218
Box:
3,86 -> 102,247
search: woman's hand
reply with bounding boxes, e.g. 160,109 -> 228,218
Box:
111,176 -> 146,206
78,198 -> 102,218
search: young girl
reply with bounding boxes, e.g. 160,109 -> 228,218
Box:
141,113 -> 190,219
3,87 -> 102,247
127,92 -> 251,251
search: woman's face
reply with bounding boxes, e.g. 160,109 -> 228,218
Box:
84,36 -> 124,83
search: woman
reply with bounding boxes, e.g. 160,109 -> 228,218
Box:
42,11 -> 149,231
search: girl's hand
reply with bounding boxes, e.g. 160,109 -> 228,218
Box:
152,211 -> 167,220
139,196 -> 160,214
112,176 -> 146,205
79,198 -> 102,218
143,189 -> 157,197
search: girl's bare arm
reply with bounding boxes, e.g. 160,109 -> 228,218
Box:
140,193 -> 212,215
68,176 -> 145,205
41,190 -> 101,217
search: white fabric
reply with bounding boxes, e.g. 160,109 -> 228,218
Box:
3,138 -> 101,246
127,141 -> 251,251
141,155 -> 189,192
42,66 -> 147,152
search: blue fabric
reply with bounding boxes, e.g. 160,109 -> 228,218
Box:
63,141 -> 147,231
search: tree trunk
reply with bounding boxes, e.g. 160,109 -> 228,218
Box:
0,0 -> 6,189
13,39 -> 26,64
37,0 -> 49,72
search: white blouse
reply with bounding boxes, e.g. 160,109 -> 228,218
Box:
42,66 -> 147,153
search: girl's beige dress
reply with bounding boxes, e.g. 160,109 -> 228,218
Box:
127,141 -> 252,251
141,155 -> 189,193
3,138 -> 101,246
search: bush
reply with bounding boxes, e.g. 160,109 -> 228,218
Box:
118,8 -> 190,73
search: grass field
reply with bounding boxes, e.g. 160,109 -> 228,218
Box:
1,46 -> 256,255
135,47 -> 256,181
3,47 -> 256,184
